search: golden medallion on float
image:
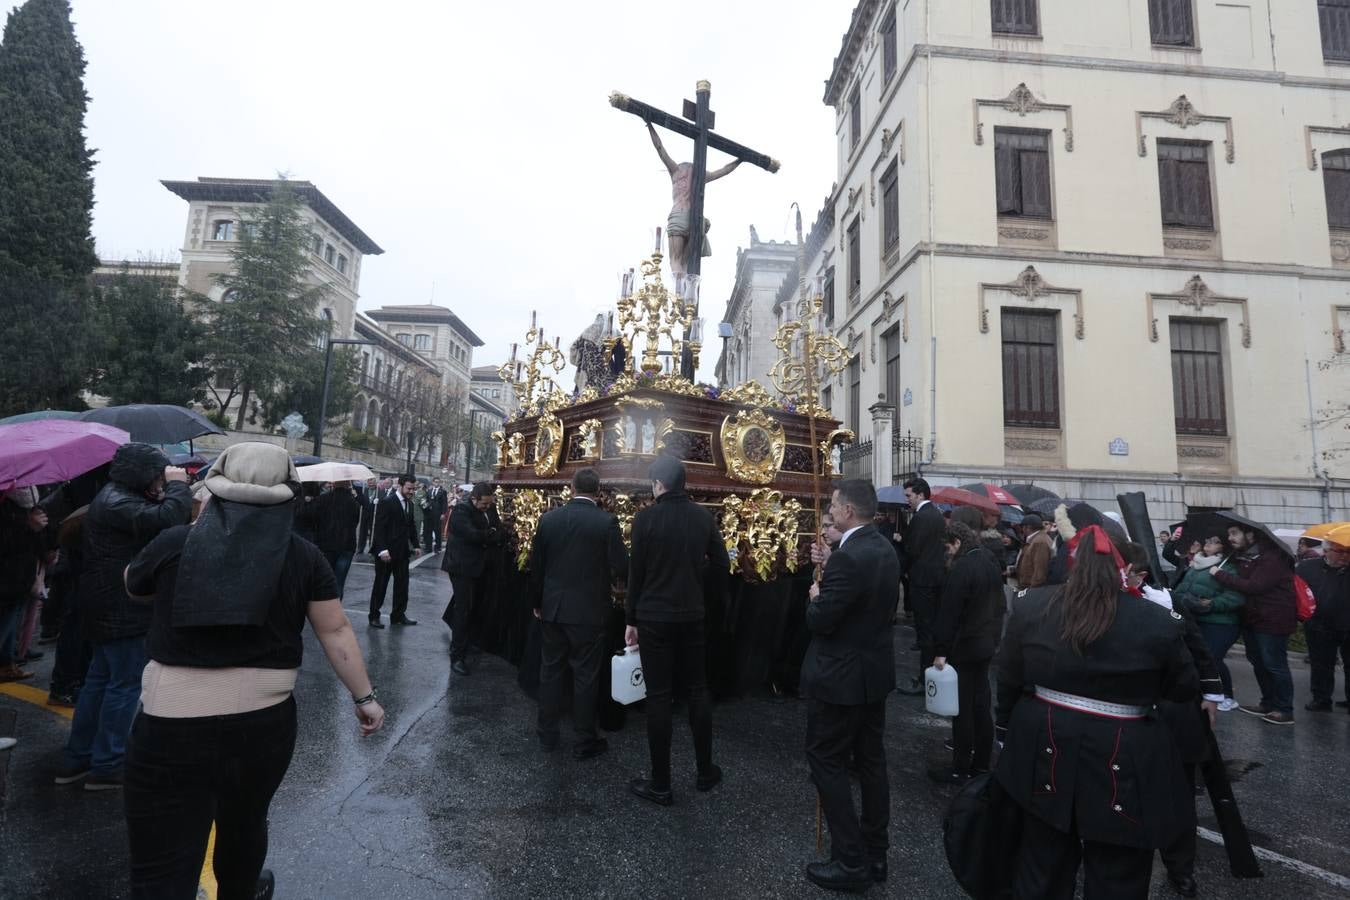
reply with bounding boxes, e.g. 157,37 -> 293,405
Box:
720,408 -> 785,485
533,415 -> 565,477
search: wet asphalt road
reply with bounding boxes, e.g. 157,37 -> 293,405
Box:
1,556 -> 1348,900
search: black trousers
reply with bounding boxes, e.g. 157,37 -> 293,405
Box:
125,697 -> 297,900
910,583 -> 941,671
537,621 -> 606,744
952,659 -> 993,774
357,519 -> 372,554
1160,763 -> 1198,880
446,574 -> 477,662
369,556 -> 410,622
806,697 -> 889,867
421,515 -> 440,552
49,598 -> 90,695
1013,808 -> 1153,900
637,620 -> 713,789
1307,623 -> 1350,704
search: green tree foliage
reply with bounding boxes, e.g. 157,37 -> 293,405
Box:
255,346 -> 360,434
199,180 -> 329,428
0,0 -> 98,415
89,269 -> 211,406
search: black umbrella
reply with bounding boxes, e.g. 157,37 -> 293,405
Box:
1003,483 -> 1060,506
290,454 -> 325,468
1029,496 -> 1076,517
79,404 -> 222,447
1177,512 -> 1230,550
1216,511 -> 1296,561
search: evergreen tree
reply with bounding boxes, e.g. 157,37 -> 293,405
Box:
255,345 -> 360,434
89,269 -> 211,407
200,180 -> 329,429
0,0 -> 98,415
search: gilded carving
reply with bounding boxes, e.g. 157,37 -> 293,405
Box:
720,409 -> 787,485
506,489 -> 547,571
720,489 -> 804,582
820,428 -> 856,477
578,418 -> 603,459
506,433 -> 525,466
491,431 -> 508,470
611,492 -> 637,549
722,380 -> 776,409
532,415 -> 565,477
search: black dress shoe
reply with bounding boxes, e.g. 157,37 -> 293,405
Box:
927,768 -> 973,787
451,660 -> 470,676
392,617 -> 418,626
804,860 -> 872,893
368,619 -> 385,629
1336,700 -> 1349,708
868,860 -> 887,883
1167,873 -> 1198,898
21,651 -> 43,662
573,738 -> 609,760
539,733 -> 559,753
629,778 -> 673,806
896,678 -> 923,696
253,868 -> 276,900
1305,700 -> 1333,712
696,764 -> 723,791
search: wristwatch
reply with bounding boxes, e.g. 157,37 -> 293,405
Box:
353,688 -> 379,706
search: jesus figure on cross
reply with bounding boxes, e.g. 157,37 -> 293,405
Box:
646,121 -> 741,274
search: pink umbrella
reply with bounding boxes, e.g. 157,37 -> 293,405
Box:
0,420 -> 131,491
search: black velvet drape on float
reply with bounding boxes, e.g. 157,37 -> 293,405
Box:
468,549 -> 816,732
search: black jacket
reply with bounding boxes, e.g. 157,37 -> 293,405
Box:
625,490 -> 728,625
1157,597 -> 1224,764
356,486 -> 376,531
994,587 -> 1198,849
932,546 -> 1005,663
0,500 -> 46,608
1299,557 -> 1350,632
80,445 -> 192,642
529,498 -> 627,627
313,487 -> 362,555
800,526 -> 900,705
441,499 -> 492,577
423,486 -> 449,523
370,493 -> 418,561
903,500 -> 947,588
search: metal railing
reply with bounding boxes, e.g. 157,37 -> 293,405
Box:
840,438 -> 872,479
893,430 -> 922,484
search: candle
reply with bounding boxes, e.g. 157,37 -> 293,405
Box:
555,335 -> 561,350
510,342 -> 517,362
654,227 -> 663,254
814,274 -> 824,298
530,310 -> 537,329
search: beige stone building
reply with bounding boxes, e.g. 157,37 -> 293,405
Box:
714,229 -> 798,388
787,0 -> 1350,525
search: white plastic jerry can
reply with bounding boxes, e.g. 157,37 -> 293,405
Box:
924,664 -> 959,717
611,646 -> 646,705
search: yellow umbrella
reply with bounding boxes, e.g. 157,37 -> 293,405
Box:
1304,521 -> 1350,541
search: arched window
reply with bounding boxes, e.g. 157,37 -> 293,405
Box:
367,399 -> 379,434
1322,149 -> 1350,229
352,396 -> 366,430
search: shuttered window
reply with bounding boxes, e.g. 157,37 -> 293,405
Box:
1001,309 -> 1059,428
847,217 -> 861,299
1323,150 -> 1350,229
881,159 -> 900,251
847,356 -> 861,432
881,7 -> 898,84
1149,0 -> 1195,46
883,326 -> 901,408
1320,0 -> 1350,61
823,268 -> 836,323
1171,319 -> 1227,436
995,129 -> 1052,218
991,0 -> 1038,35
1157,140 -> 1214,229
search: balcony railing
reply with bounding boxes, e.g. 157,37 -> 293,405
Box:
840,439 -> 872,479
892,430 -> 922,484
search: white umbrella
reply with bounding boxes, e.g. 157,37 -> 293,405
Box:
296,462 -> 376,484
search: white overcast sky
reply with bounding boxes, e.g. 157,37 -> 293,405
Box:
65,0 -> 846,382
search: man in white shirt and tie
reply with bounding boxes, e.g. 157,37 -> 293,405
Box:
368,475 -> 421,628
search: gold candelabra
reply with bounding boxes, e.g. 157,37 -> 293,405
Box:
769,292 -> 848,416
498,310 -> 567,417
604,252 -> 703,378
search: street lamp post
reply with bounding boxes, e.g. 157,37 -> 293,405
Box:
464,409 -> 480,484
314,337 -> 373,458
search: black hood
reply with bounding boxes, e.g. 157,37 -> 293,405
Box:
109,443 -> 169,493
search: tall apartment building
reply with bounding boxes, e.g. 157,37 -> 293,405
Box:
799,0 -> 1350,524
714,229 -> 799,388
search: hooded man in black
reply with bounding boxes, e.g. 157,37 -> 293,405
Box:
56,443 -> 190,790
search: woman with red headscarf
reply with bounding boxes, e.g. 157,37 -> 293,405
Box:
992,524 -> 1199,899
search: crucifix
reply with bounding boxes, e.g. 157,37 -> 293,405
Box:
610,80 -> 780,279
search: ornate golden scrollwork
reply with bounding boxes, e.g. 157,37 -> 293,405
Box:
491,431 -> 508,471
720,408 -> 786,484
611,493 -> 637,548
651,373 -> 704,397
819,428 -> 857,477
575,386 -> 601,405
509,489 -> 547,571
721,380 -> 776,409
720,489 -> 803,581
533,415 -> 565,477
506,433 -> 525,467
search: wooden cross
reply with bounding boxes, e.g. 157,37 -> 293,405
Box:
611,80 -> 780,278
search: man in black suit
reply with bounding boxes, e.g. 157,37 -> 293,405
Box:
529,468 -> 628,758
901,476 -> 946,695
802,479 -> 899,892
625,456 -> 729,806
441,483 -> 495,675
368,475 -> 420,628
423,477 -> 448,553
356,477 -> 377,555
